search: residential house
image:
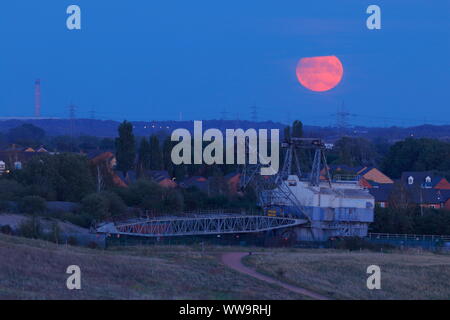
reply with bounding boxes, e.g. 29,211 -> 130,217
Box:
115,170 -> 138,186
88,151 -> 127,188
368,184 -> 394,208
323,164 -> 393,187
400,171 -> 450,190
225,172 -> 242,195
180,176 -> 209,193
148,170 -> 177,188
356,166 -> 394,185
369,171 -> 450,209
0,144 -> 50,174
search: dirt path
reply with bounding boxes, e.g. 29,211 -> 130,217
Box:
221,252 -> 330,300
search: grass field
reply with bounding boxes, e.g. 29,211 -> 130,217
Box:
0,234 -> 304,300
1,233 -> 449,300
244,249 -> 450,300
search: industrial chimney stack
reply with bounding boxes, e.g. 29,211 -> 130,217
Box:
35,79 -> 41,117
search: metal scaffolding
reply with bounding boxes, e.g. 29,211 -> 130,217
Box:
96,215 -> 307,237
239,137 -> 332,220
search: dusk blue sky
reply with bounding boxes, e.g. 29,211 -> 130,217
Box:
0,1 -> 448,126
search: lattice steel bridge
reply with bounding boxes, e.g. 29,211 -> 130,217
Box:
95,214 -> 308,238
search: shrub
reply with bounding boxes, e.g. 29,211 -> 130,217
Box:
18,153 -> 95,202
67,236 -> 78,246
19,196 -> 47,214
99,191 -> 127,216
81,193 -> 109,220
0,179 -> 25,201
56,211 -> 93,228
163,189 -> 184,213
0,225 -> 13,235
0,200 -> 12,212
276,268 -> 286,278
48,221 -> 62,244
329,236 -> 395,251
18,216 -> 43,239
81,191 -> 127,221
113,186 -> 141,206
87,241 -> 98,249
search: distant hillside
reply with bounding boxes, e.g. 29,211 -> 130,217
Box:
0,119 -> 284,138
0,118 -> 449,142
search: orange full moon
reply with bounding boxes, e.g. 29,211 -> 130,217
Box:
296,56 -> 343,92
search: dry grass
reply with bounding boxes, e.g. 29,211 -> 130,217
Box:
0,234 -> 304,300
244,249 -> 450,300
2,233 -> 449,300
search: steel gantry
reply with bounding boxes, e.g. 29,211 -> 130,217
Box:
96,215 -> 307,237
239,137 -> 332,220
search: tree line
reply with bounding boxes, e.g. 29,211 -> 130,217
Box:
1,121 -> 450,235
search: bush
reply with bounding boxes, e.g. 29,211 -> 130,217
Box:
372,207 -> 450,235
329,236 -> 395,251
0,179 -> 25,201
0,200 -> 13,212
19,196 -> 47,214
81,191 -> 127,221
67,236 -> 78,246
47,221 -> 62,244
113,186 -> 141,207
18,216 -> 43,239
162,189 -> 184,213
54,211 -> 93,228
129,180 -> 164,207
87,241 -> 98,249
0,225 -> 13,235
99,191 -> 127,216
81,193 -> 110,220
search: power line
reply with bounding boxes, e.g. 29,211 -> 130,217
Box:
220,108 -> 229,120
90,107 -> 96,120
250,104 -> 258,122
68,104 -> 76,119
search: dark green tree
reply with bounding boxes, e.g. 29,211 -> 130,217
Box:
50,135 -> 76,152
81,193 -> 110,220
0,180 -> 24,201
332,137 -> 378,167
19,153 -> 95,202
163,136 -> 175,176
7,124 -> 46,147
284,125 -> 291,141
137,137 -> 152,176
208,169 -> 229,196
149,135 -> 163,170
54,153 -> 96,201
78,135 -> 100,151
162,189 -> 184,213
18,216 -> 43,239
19,195 -> 47,214
115,121 -> 136,176
81,191 -> 127,220
381,138 -> 450,179
292,120 -> 303,138
100,138 -> 115,150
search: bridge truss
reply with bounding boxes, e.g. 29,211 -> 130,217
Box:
96,215 -> 307,238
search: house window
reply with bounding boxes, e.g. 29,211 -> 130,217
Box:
14,161 -> 22,170
408,176 -> 414,185
379,202 -> 385,208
